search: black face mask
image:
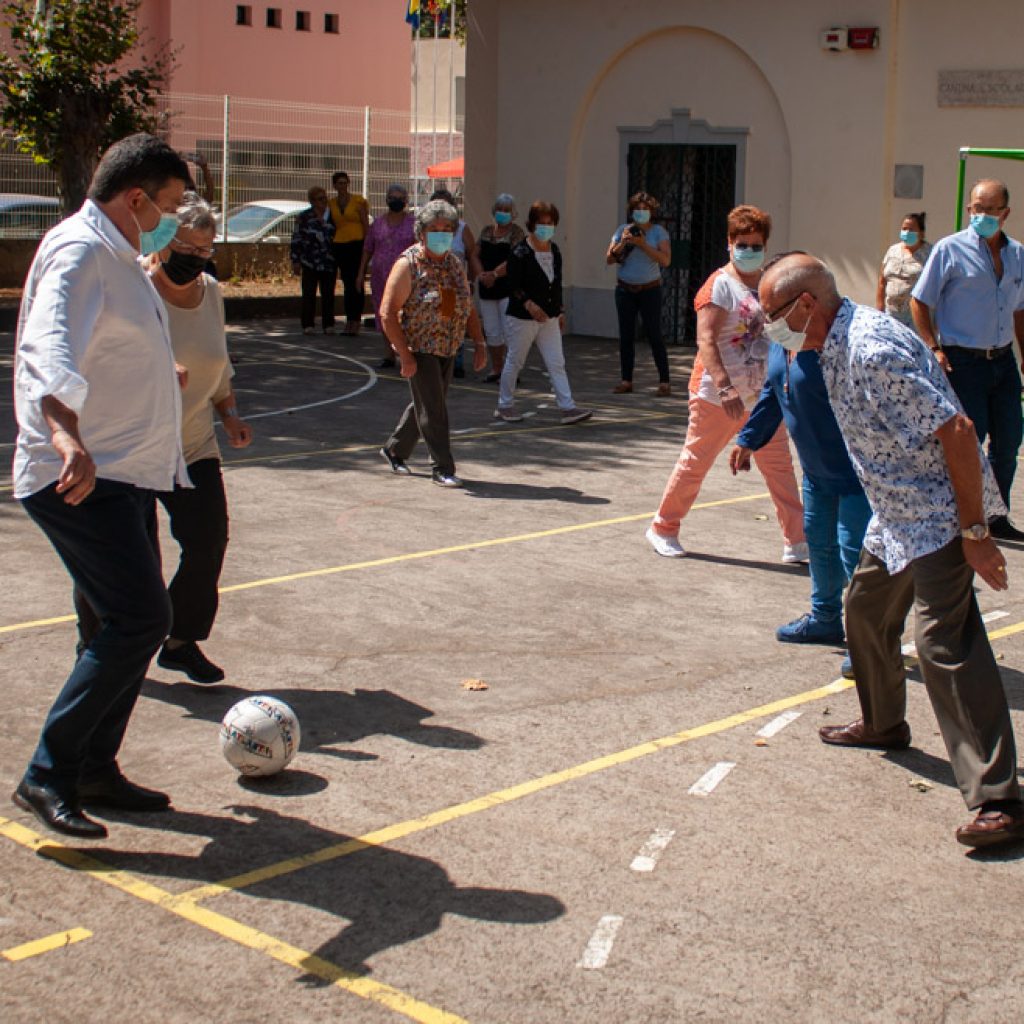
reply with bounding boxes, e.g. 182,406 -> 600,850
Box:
387,198 -> 407,212
162,250 -> 207,286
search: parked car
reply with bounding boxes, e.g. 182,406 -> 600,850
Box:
218,200 -> 308,243
0,193 -> 61,238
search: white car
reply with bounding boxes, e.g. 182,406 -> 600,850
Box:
218,200 -> 309,243
0,193 -> 61,238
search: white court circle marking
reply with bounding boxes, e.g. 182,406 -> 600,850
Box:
577,915 -> 624,970
688,762 -> 736,797
630,828 -> 676,873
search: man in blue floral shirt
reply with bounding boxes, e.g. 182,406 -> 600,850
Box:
759,252 -> 1022,849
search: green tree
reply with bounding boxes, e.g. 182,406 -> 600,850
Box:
0,0 -> 174,211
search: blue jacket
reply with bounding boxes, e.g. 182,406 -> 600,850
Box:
737,342 -> 863,495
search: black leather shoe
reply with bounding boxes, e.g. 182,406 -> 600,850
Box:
78,773 -> 171,812
989,516 -> 1024,542
157,641 -> 225,684
12,779 -> 107,838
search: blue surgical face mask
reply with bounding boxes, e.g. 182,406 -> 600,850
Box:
970,213 -> 1001,239
900,229 -> 919,245
135,193 -> 179,255
425,231 -> 454,255
632,209 -> 651,225
731,245 -> 765,272
534,224 -> 555,242
494,211 -> 512,226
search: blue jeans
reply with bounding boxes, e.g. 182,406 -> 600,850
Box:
802,475 -> 872,624
21,480 -> 171,796
944,346 -> 1023,509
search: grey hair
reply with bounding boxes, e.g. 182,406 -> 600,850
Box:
414,198 -> 458,236
493,192 -> 517,215
766,254 -> 839,307
386,182 -> 409,198
175,190 -> 216,232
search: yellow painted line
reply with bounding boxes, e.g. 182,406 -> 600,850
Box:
0,491 -> 769,633
0,820 -> 466,1023
181,675 -> 855,903
2,927 -> 92,962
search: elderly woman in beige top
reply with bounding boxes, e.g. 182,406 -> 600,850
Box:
147,192 -> 253,684
877,211 -> 932,331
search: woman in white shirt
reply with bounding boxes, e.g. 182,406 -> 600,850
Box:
146,193 -> 253,684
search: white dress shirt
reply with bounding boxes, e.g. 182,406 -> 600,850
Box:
13,199 -> 188,499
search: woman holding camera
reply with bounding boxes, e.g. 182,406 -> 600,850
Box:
606,191 -> 672,396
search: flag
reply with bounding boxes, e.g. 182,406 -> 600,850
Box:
405,0 -> 420,30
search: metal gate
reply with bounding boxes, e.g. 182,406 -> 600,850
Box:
627,143 -> 737,344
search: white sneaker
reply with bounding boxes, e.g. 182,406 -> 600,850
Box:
782,542 -> 810,564
646,526 -> 686,558
494,407 -> 524,422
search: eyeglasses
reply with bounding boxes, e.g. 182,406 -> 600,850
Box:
171,237 -> 216,259
764,293 -> 803,323
733,243 -> 764,253
968,203 -> 1007,216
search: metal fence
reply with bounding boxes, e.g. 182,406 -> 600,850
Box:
0,92 -> 463,238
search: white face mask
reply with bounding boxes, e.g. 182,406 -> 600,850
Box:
764,301 -> 812,352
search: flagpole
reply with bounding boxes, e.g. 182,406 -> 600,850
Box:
412,20 -> 419,202
448,4 -> 455,163
431,9 -> 438,170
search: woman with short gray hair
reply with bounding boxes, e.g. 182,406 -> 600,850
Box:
378,200 -> 487,487
475,192 -> 525,382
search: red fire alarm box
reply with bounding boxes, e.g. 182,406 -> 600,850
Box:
848,27 -> 879,49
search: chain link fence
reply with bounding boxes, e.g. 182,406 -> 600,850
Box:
1,92 -> 462,239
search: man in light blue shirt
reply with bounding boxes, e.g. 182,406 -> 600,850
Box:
911,178 -> 1024,540
760,252 -> 1023,850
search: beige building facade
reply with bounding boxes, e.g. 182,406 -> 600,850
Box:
466,1 -> 1024,341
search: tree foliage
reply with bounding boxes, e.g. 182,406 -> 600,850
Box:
0,0 -> 174,211
416,0 -> 468,44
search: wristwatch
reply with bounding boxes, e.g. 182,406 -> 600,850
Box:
961,523 -> 990,541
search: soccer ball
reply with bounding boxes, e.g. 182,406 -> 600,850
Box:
219,696 -> 300,776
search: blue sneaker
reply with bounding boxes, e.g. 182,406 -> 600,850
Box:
775,613 -> 845,646
840,655 -> 855,679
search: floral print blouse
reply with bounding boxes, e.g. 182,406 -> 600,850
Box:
399,243 -> 472,357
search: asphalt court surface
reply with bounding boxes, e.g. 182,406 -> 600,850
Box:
3,321 -> 1024,1023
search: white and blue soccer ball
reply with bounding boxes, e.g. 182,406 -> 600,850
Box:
219,696 -> 300,776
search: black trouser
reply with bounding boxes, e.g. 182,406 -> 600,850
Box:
615,283 -> 670,383
21,480 -> 171,794
333,240 -> 365,324
385,352 -> 456,475
301,265 -> 337,329
154,458 -> 230,642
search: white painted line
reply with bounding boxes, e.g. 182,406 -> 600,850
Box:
756,710 -> 802,739
577,915 -> 624,969
630,829 -> 676,873
901,610 -> 1008,658
688,762 -> 736,797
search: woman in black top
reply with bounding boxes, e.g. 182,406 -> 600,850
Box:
475,193 -> 525,382
495,200 -> 592,425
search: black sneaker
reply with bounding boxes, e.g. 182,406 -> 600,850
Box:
380,446 -> 411,475
432,469 -> 464,488
157,641 -> 225,684
989,516 -> 1024,542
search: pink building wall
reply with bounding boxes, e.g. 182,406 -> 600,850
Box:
137,0 -> 410,110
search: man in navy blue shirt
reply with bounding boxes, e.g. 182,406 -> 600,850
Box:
912,178 -> 1024,541
730,342 -> 871,646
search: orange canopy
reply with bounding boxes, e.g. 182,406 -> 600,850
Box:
426,156 -> 464,179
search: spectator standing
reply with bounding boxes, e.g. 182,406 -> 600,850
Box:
606,191 -> 672,395
761,252 -> 1023,849
290,186 -> 337,335
11,134 -> 191,838
911,178 -> 1024,541
495,201 -> 593,426
358,183 -> 416,368
430,188 -> 481,377
877,212 -> 931,329
475,193 -> 525,382
327,170 -> 370,335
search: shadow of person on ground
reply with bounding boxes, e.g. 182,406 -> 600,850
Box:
684,551 -> 810,577
461,479 -> 610,504
143,681 -> 484,760
82,803 -> 565,979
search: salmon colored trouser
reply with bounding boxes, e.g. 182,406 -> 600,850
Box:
652,395 -> 805,545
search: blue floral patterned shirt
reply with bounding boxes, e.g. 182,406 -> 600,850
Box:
819,299 -> 1005,574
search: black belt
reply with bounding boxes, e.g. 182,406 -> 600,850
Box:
617,279 -> 661,293
942,344 -> 1013,361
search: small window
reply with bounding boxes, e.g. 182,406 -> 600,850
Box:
236,5 -> 252,26
296,10 -> 310,31
266,7 -> 281,28
324,12 -> 339,33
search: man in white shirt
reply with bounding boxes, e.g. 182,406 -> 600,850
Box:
12,134 -> 191,838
